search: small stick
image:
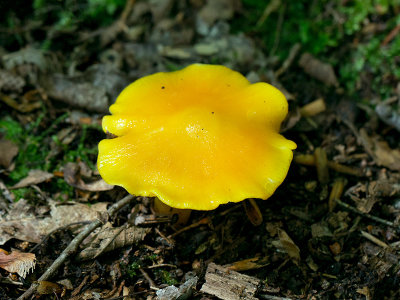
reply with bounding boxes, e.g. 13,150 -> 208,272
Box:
146,263 -> 177,269
17,194 -> 135,300
361,230 -> 389,248
259,295 -> 293,300
275,43 -> 301,78
139,268 -> 158,290
335,199 -> 396,228
167,217 -> 210,239
155,228 -> 175,247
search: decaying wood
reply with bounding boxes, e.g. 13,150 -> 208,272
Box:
200,262 -> 260,300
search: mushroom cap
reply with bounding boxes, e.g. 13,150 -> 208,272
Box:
98,64 -> 296,210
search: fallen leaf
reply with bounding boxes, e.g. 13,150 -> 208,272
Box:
0,137 -> 18,168
0,249 -> 36,278
77,223 -> 150,260
11,169 -> 54,189
224,257 -> 270,271
0,199 -> 108,245
311,222 -> 333,238
36,281 -> 63,295
63,162 -> 114,191
272,228 -> 301,263
299,53 -> 339,87
359,129 -> 400,171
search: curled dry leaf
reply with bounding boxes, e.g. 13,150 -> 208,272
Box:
77,223 -> 150,261
0,249 -> 36,278
272,228 -> 301,264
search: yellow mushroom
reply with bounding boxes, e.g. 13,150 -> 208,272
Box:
98,64 -> 296,211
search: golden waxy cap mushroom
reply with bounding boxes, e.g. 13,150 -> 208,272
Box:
98,64 -> 296,210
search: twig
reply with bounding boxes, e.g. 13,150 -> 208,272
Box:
80,0 -> 136,46
360,230 -> 389,248
335,199 -> 396,228
269,4 -> 286,57
256,0 -> 281,27
167,217 -> 210,239
139,268 -> 158,290
17,194 -> 135,300
381,24 -> 400,47
259,295 -> 293,300
146,263 -> 177,269
275,43 -> 301,78
155,228 -> 175,247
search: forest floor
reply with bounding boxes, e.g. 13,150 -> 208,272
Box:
0,1 -> 400,299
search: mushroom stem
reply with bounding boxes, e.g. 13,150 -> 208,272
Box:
243,198 -> 263,226
152,198 -> 191,227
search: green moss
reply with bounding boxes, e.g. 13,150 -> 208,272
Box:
155,269 -> 178,286
0,111 -> 100,200
235,0 -> 400,100
127,261 -> 141,278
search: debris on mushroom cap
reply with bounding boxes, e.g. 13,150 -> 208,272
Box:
97,64 -> 296,210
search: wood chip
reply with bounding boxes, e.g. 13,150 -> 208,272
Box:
200,262 -> 260,300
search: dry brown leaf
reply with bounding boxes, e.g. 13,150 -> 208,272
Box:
359,129 -> 400,170
10,169 -> 54,189
77,223 -> 150,261
0,137 -> 18,169
0,199 -> 108,245
224,257 -> 269,271
63,162 -> 114,191
36,281 -> 63,295
0,249 -> 36,278
272,228 -> 301,263
299,53 -> 339,87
